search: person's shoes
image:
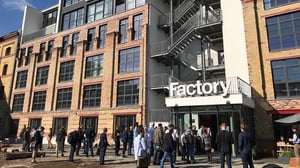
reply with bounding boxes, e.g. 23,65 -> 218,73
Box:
186,160 -> 191,164
115,154 -> 120,156
61,154 -> 64,157
122,155 -> 126,158
100,163 -> 105,165
191,160 -> 194,164
69,160 -> 74,162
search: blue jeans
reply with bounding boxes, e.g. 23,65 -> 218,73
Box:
127,141 -> 133,155
240,150 -> 254,168
69,144 -> 76,161
84,139 -> 93,157
219,152 -> 232,168
160,151 -> 174,168
186,144 -> 194,162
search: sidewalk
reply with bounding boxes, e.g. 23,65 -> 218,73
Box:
0,144 -> 290,168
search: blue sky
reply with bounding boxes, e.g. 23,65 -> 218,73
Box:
0,0 -> 58,36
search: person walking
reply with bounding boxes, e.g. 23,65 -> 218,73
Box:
185,126 -> 195,164
160,124 -> 175,168
122,126 -> 129,157
202,128 -> 212,163
99,128 -> 110,165
216,123 -> 234,168
127,125 -> 134,155
56,127 -> 66,157
153,123 -> 164,165
238,123 -> 254,168
180,129 -> 187,161
115,126 -> 121,156
31,126 -> 43,163
148,123 -> 155,156
134,126 -> 148,168
22,127 -> 31,151
47,128 -> 53,149
68,129 -> 79,162
76,125 -> 84,156
84,125 -> 96,157
288,125 -> 300,157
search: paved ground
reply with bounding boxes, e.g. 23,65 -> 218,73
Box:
0,144 -> 290,168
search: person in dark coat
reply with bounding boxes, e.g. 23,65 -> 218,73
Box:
216,123 -> 234,168
22,127 -> 31,151
238,123 -> 254,168
114,126 -> 121,156
122,126 -> 129,157
160,123 -> 175,168
69,129 -> 79,162
127,125 -> 134,155
56,127 -> 66,157
84,125 -> 96,157
99,128 -> 110,165
76,125 -> 84,156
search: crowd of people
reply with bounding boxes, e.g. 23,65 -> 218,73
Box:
18,122 -> 258,168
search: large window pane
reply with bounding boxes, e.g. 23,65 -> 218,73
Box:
56,88 -> 72,110
117,79 -> 139,106
85,55 -> 103,78
118,47 -> 140,73
83,84 -> 101,108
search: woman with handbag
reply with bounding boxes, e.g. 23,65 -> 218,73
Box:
134,126 -> 149,168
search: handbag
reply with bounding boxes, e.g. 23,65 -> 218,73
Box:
137,138 -> 150,168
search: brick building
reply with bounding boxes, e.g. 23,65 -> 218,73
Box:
242,0 -> 300,156
9,0 -> 256,155
0,31 -> 19,139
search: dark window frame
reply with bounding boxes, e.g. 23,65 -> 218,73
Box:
61,35 -> 69,57
119,18 -> 128,43
87,1 -> 105,23
42,10 -> 57,27
32,91 -> 47,111
59,60 -> 75,82
5,47 -> 11,56
62,8 -> 84,31
18,48 -> 26,67
117,79 -> 139,106
56,88 -> 72,110
2,64 -> 8,76
85,54 -> 103,78
83,84 -> 102,108
118,47 -> 140,73
25,46 -> 33,65
264,0 -> 300,9
46,40 -> 54,61
86,28 -> 96,51
98,24 -> 107,48
12,94 -> 25,112
36,66 -> 49,86
71,32 -> 80,55
53,118 -> 68,135
16,70 -> 28,89
38,42 -> 46,62
133,14 -> 143,40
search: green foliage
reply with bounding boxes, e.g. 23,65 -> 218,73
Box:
282,148 -> 295,157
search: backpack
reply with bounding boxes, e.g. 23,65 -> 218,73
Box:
67,131 -> 77,144
185,133 -> 193,144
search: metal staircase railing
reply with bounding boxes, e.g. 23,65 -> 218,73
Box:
151,8 -> 221,57
173,0 -> 200,28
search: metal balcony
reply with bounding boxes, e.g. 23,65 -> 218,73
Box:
150,73 -> 181,90
151,9 -> 222,60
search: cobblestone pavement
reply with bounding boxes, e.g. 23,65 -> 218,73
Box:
0,144 -> 289,168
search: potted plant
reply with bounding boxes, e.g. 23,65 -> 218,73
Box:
278,148 -> 295,164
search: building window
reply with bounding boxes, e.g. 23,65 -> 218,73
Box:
2,64 -> 8,75
64,0 -> 82,7
16,71 -> 28,89
266,11 -> 300,51
87,1 -> 104,23
133,14 -> 143,40
43,10 -> 57,27
59,60 -> 75,82
272,58 -> 300,98
136,0 -> 145,7
119,18 -> 128,43
85,55 -> 103,78
119,47 -> 140,73
36,66 -> 49,86
12,94 -> 25,112
25,46 -> 33,65
83,84 -> 101,108
38,42 -> 46,62
62,8 -> 84,31
56,88 -> 72,110
29,118 -> 41,129
5,47 -> 11,56
32,91 -> 46,111
46,40 -> 54,61
117,79 -> 139,106
18,48 -> 26,67
53,118 -> 68,135
264,0 -> 300,9
115,115 -> 136,132
0,86 -> 5,100
98,24 -> 107,48
80,117 -> 98,134
86,28 -> 95,51
71,32 -> 80,55
104,0 -> 113,17
61,35 -> 69,57
127,0 -> 135,10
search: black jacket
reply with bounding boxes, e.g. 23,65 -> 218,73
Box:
99,133 -> 109,148
238,131 -> 253,153
216,130 -> 234,153
163,132 -> 175,152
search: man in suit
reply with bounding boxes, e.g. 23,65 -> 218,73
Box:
99,128 -> 110,165
216,123 -> 234,168
84,125 -> 96,157
160,123 -> 175,168
238,123 -> 254,168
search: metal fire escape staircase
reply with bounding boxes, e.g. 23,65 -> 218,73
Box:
151,0 -> 222,65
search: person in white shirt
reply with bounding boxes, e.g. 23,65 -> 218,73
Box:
134,126 -> 147,167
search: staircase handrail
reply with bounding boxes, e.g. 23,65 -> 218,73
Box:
173,0 -> 195,23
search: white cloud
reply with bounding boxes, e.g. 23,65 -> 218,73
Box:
1,0 -> 34,11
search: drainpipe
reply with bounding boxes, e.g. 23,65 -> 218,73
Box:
170,0 -> 174,78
